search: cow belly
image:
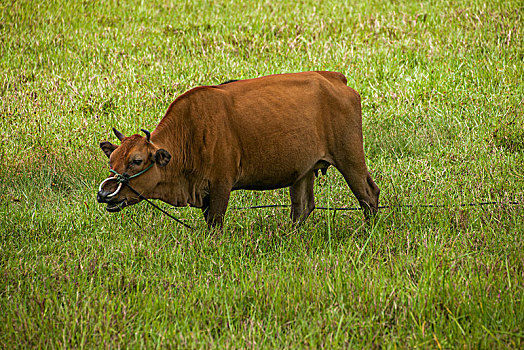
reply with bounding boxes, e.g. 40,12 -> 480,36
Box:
231,123 -> 327,190
233,171 -> 299,190
233,157 -> 329,191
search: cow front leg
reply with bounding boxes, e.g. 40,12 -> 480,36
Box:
203,187 -> 231,229
201,195 -> 210,223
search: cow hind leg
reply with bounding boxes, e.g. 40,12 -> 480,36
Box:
289,171 -> 316,224
335,162 -> 380,220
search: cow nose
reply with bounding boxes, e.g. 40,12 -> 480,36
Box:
97,190 -> 111,203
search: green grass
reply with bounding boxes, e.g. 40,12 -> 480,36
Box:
1,0 -> 523,348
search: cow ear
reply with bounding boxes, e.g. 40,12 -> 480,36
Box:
154,149 -> 171,167
100,141 -> 117,158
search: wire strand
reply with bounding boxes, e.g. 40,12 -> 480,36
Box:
231,201 -> 521,211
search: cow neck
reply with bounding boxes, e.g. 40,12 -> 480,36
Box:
149,133 -> 205,209
150,130 -> 185,170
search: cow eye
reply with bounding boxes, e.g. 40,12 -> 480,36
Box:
132,159 -> 142,165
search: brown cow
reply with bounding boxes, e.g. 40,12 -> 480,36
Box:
97,71 -> 380,228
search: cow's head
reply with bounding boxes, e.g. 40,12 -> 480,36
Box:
97,128 -> 171,212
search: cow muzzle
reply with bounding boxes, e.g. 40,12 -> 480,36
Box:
97,177 -> 127,212
97,162 -> 155,213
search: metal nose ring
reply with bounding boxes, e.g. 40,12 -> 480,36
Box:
98,177 -> 123,198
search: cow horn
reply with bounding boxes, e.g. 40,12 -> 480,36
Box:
113,128 -> 125,141
141,129 -> 151,142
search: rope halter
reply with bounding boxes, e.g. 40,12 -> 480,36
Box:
98,162 -> 155,199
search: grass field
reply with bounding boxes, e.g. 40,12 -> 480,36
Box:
1,0 -> 523,348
